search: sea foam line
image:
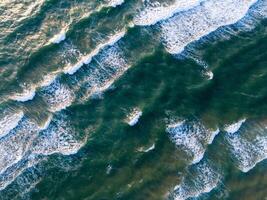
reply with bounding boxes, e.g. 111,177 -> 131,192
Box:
224,118 -> 246,134
0,112 -> 86,191
8,73 -> 57,103
159,0 -> 259,54
0,110 -> 24,139
49,29 -> 66,44
133,0 -> 205,26
48,0 -> 125,44
5,1 -> 128,104
71,42 -> 129,103
107,0 -> 125,7
172,161 -> 221,200
9,30 -> 126,106
0,117 -> 39,176
3,0 -> 203,104
225,119 -> 267,173
6,0 -> 262,110
64,30 -> 126,75
10,90 -> 36,102
40,79 -> 75,112
166,119 -> 220,165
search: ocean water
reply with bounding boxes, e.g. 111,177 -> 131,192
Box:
0,0 -> 267,199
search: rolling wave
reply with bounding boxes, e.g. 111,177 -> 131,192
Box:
166,118 -> 220,164
159,0 -> 259,54
0,112 -> 86,190
4,0 -> 264,108
171,160 -> 221,200
0,109 -> 24,138
225,119 -> 267,173
133,0 -> 204,26
0,0 -> 267,197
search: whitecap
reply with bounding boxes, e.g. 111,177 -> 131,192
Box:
39,73 -> 57,87
166,120 -> 207,164
144,144 -> 155,152
79,45 -> 129,101
107,0 -> 124,7
0,156 -> 41,191
134,0 -> 204,26
39,115 -> 52,130
64,60 -> 84,75
0,110 -> 24,138
0,113 -> 85,191
138,144 -> 155,153
159,0 -> 258,54
49,30 -> 66,44
172,161 -> 221,200
205,70 -> 214,80
166,119 -> 221,164
126,108 -> 142,126
64,30 -> 126,75
10,89 -> 36,102
224,118 -> 246,134
0,118 -> 39,175
9,73 -> 56,104
106,164 -> 112,174
40,79 -> 75,112
225,120 -> 267,172
32,116 -> 86,156
207,128 -> 220,145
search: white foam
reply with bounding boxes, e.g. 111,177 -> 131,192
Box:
144,144 -> 155,152
0,156 -> 41,191
41,79 -> 74,112
80,45 -> 129,101
106,164 -> 112,174
39,115 -> 52,130
126,108 -> 142,126
225,120 -> 267,172
10,165 -> 43,199
32,116 -> 86,156
134,0 -> 203,26
160,0 -> 258,54
0,112 -> 85,191
10,89 -> 36,102
39,73 -> 57,87
224,118 -> 246,134
0,118 -> 39,175
166,120 -> 206,164
49,30 -> 66,44
65,60 -> 84,75
138,144 -> 155,153
166,119 -> 221,164
8,73 -> 56,103
205,70 -> 214,80
173,161 -> 221,200
0,110 -> 24,138
107,0 -> 124,7
208,128 -> 220,145
95,44 -> 128,71
64,30 -> 126,75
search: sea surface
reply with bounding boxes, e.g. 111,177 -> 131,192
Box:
0,0 -> 267,199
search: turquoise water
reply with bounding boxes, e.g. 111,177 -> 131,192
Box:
0,0 -> 267,199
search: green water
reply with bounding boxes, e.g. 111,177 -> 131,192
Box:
33,24 -> 267,199
0,0 -> 267,200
